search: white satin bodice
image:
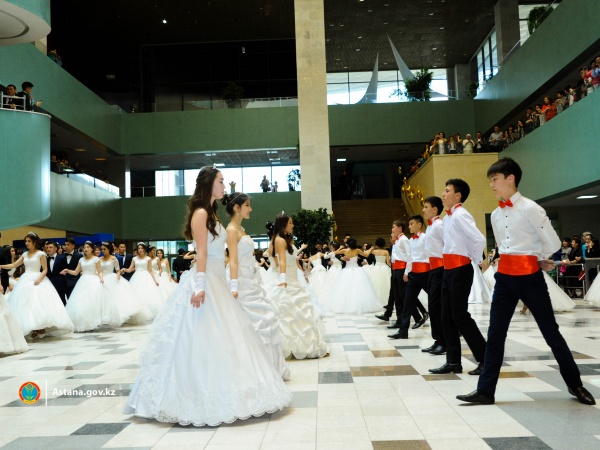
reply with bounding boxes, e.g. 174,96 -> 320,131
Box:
311,257 -> 324,268
375,255 -> 387,265
160,260 -> 169,271
344,257 -> 359,269
237,236 -> 258,279
100,258 -> 120,276
133,256 -> 150,272
193,223 -> 226,274
23,251 -> 44,273
80,256 -> 99,275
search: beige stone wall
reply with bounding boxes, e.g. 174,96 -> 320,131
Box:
403,154 -> 499,240
0,226 -> 66,248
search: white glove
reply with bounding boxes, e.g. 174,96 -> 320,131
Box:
194,271 -> 206,295
230,278 -> 238,293
278,273 -> 286,284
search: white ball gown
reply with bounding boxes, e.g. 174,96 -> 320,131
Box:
158,259 -> 176,297
308,256 -> 328,302
99,258 -> 152,324
364,255 -> 391,306
323,257 -> 382,314
236,235 -> 290,380
124,224 -> 292,426
151,257 -> 173,301
7,251 -> 74,336
128,256 -> 166,318
482,263 -> 497,291
258,255 -> 278,286
0,291 -> 28,354
468,262 -> 492,304
66,256 -> 122,332
267,246 -> 329,359
585,274 -> 600,305
323,253 -> 342,295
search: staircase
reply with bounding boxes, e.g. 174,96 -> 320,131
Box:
331,199 -> 410,245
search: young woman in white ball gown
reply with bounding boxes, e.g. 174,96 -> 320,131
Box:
157,249 -> 176,297
266,214 -> 329,359
259,222 -> 279,286
323,238 -> 381,314
224,192 -> 290,380
0,289 -> 28,354
121,243 -> 165,318
307,247 -> 328,303
62,241 -> 122,332
98,242 -> 152,324
363,237 -> 391,306
1,232 -> 73,339
124,167 -> 291,426
323,242 -> 343,293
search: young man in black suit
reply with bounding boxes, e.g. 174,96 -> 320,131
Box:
45,241 -> 68,305
117,242 -> 133,281
63,237 -> 82,299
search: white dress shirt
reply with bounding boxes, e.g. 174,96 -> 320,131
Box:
491,191 -> 561,260
391,234 -> 410,263
406,232 -> 428,274
442,204 -> 486,265
425,216 -> 443,259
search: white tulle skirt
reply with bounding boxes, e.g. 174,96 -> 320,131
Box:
468,262 -> 491,304
308,265 -> 328,300
483,264 -> 497,290
323,266 -> 382,314
266,274 -> 329,360
544,271 -> 575,312
100,274 -> 153,324
7,273 -> 74,336
159,272 -> 177,298
124,267 -> 292,427
584,274 -> 600,305
66,274 -> 123,332
129,271 -> 166,318
364,263 -> 391,305
0,292 -> 28,354
238,267 -> 290,380
259,265 -> 278,286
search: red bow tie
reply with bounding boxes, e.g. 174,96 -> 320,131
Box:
427,220 -> 432,226
445,204 -> 462,216
499,199 -> 513,208
412,234 -> 420,239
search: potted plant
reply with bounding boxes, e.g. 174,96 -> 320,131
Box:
291,208 -> 336,246
403,68 -> 434,101
287,168 -> 301,191
527,5 -> 553,35
221,81 -> 245,109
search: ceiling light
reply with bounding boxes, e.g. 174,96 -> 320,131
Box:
383,22 -> 389,24
355,48 -> 360,51
159,165 -> 170,169
429,13 -> 434,16
432,47 -> 437,50
358,36 -> 362,39
94,157 -> 106,161
577,195 -> 598,199
74,148 -> 86,152
440,27 -> 445,30
337,158 -> 347,162
214,163 -> 225,167
162,19 -> 167,24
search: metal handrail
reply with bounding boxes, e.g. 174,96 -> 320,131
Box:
0,92 -> 26,110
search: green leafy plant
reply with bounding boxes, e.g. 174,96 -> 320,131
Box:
291,208 -> 336,246
467,81 -> 479,99
221,81 -> 245,109
527,5 -> 553,35
403,68 -> 433,101
287,168 -> 301,191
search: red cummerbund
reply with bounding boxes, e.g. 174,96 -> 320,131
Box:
443,254 -> 470,270
392,261 -> 407,270
497,254 -> 539,276
429,257 -> 444,270
411,262 -> 431,273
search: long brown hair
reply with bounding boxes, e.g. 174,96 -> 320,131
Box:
184,166 -> 221,240
271,214 -> 293,255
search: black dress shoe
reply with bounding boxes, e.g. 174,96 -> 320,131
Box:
456,390 -> 495,404
421,343 -> 436,353
468,362 -> 484,376
375,314 -> 390,322
430,344 -> 447,355
388,332 -> 408,339
429,363 -> 462,374
568,386 -> 596,405
412,312 -> 429,329
387,322 -> 401,329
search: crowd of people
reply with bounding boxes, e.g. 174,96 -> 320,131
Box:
2,161 -> 598,428
1,81 -> 42,111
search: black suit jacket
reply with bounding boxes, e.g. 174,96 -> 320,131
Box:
0,246 -> 11,292
46,254 -> 68,296
120,253 -> 133,280
64,252 -> 82,288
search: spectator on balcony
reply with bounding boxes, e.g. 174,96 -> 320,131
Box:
50,155 -> 60,173
567,87 -> 577,106
454,133 -> 463,154
542,97 -> 557,122
2,84 -> 19,109
462,134 -> 474,154
593,56 -> 600,90
535,104 -> 546,126
16,81 -> 42,112
555,92 -> 566,114
446,135 -> 457,154
475,132 -> 486,153
515,120 -> 526,139
524,107 -> 536,133
506,125 -> 516,146
272,181 -> 278,192
488,126 -> 503,151
436,132 -> 447,154
260,175 -> 270,192
72,162 -> 83,174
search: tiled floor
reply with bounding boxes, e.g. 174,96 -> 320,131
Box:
1,301 -> 600,450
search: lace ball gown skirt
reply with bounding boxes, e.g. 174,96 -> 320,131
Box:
325,266 -> 382,314
7,273 -> 74,336
124,269 -> 292,426
129,271 -> 166,318
101,274 -> 153,324
0,293 -> 28,354
66,274 -> 123,332
238,268 -> 290,380
365,264 -> 391,306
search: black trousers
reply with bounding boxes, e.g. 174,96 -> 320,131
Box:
399,271 -> 429,334
441,263 -> 486,364
478,270 -> 582,395
427,267 -> 445,346
385,269 -> 423,322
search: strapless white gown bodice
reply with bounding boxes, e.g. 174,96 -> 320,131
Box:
238,236 -> 258,279
375,255 -> 387,265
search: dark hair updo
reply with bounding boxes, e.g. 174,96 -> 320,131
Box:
24,231 -> 42,250
101,241 -> 114,255
221,192 -> 250,216
346,238 -> 358,249
265,221 -> 275,238
375,237 -> 386,248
